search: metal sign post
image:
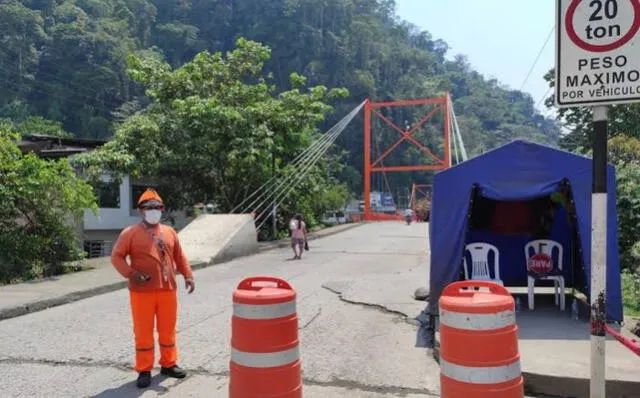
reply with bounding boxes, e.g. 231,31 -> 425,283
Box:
556,1 -> 640,396
590,105 -> 608,398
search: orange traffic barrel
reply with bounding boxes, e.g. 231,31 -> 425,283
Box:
438,281 -> 524,398
229,276 -> 302,398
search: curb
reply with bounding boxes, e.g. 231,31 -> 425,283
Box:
0,223 -> 364,322
0,260 -> 198,322
258,223 -> 365,252
0,280 -> 129,321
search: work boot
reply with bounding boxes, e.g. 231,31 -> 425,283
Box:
161,365 -> 187,379
136,371 -> 151,388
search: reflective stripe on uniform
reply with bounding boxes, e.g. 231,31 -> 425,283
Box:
233,300 -> 296,320
440,358 -> 521,384
231,346 -> 299,368
439,309 -> 515,331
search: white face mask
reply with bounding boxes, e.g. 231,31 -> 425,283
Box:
144,210 -> 162,225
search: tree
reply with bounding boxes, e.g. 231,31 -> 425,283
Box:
543,68 -> 640,152
0,0 -> 47,115
542,74 -> 640,270
1,0 -> 562,215
0,127 -> 97,283
75,38 -> 348,230
609,136 -> 640,270
617,161 -> 640,270
2,0 -> 559,165
15,116 -> 72,137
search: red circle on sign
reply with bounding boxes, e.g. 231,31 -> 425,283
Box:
528,253 -> 553,274
566,0 -> 640,52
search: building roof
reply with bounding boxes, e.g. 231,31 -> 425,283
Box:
18,134 -> 107,159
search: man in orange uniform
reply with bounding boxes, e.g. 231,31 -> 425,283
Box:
111,188 -> 196,388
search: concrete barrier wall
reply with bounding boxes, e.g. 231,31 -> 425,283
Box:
212,215 -> 261,263
179,214 -> 259,265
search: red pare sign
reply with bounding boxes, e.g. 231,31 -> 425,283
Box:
528,253 -> 553,274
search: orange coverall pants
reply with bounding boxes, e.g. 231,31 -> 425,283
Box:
130,290 -> 178,372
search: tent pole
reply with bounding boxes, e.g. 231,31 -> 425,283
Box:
590,105 -> 608,398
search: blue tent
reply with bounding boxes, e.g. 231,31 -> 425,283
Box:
428,140 -> 623,322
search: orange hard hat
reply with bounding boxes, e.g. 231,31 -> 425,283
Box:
137,188 -> 163,207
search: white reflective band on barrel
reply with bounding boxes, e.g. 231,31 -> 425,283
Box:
233,300 -> 296,320
231,346 -> 299,368
439,309 -> 515,331
440,358 -> 521,384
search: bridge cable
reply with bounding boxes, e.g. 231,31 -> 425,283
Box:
448,94 -> 468,161
247,103 -> 363,218
454,113 -> 467,160
231,115 -> 349,213
448,95 -> 460,165
253,128 -> 344,229
253,104 -> 362,229
231,101 -> 365,214
250,113 -> 354,219
253,110 -> 356,227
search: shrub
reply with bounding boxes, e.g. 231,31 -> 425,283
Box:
0,128 -> 97,283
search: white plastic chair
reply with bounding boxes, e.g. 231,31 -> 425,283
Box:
463,243 -> 503,285
525,239 -> 565,311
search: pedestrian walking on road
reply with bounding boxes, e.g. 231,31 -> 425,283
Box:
289,213 -> 307,260
111,188 -> 196,389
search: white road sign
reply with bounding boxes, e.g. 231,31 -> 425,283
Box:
556,0 -> 640,107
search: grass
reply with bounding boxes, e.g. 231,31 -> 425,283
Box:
622,270 -> 640,317
61,260 -> 96,274
0,259 -> 96,286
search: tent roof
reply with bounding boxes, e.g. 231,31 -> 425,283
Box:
428,140 -> 623,321
433,139 -> 614,199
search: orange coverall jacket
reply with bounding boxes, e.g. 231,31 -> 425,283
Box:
111,223 -> 193,291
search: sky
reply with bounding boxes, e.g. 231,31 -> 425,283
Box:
395,0 -> 556,117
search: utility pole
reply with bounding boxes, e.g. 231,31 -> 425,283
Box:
555,1 -> 640,395
590,106 -> 608,397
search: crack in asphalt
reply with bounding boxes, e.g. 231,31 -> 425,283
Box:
0,356 -> 227,376
321,285 -> 413,322
0,356 -> 134,372
176,307 -> 227,333
0,356 -> 438,396
299,308 -> 321,330
302,376 -> 438,396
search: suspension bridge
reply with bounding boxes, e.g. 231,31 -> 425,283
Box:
231,93 -> 468,228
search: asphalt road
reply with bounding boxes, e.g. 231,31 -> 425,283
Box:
0,222 -> 439,397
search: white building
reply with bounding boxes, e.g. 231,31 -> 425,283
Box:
81,175 -> 191,257
19,135 -> 191,258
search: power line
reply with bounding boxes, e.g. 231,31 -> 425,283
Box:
519,25 -> 555,92
537,86 -> 553,108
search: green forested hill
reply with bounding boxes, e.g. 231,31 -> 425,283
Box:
1,0 -> 559,194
